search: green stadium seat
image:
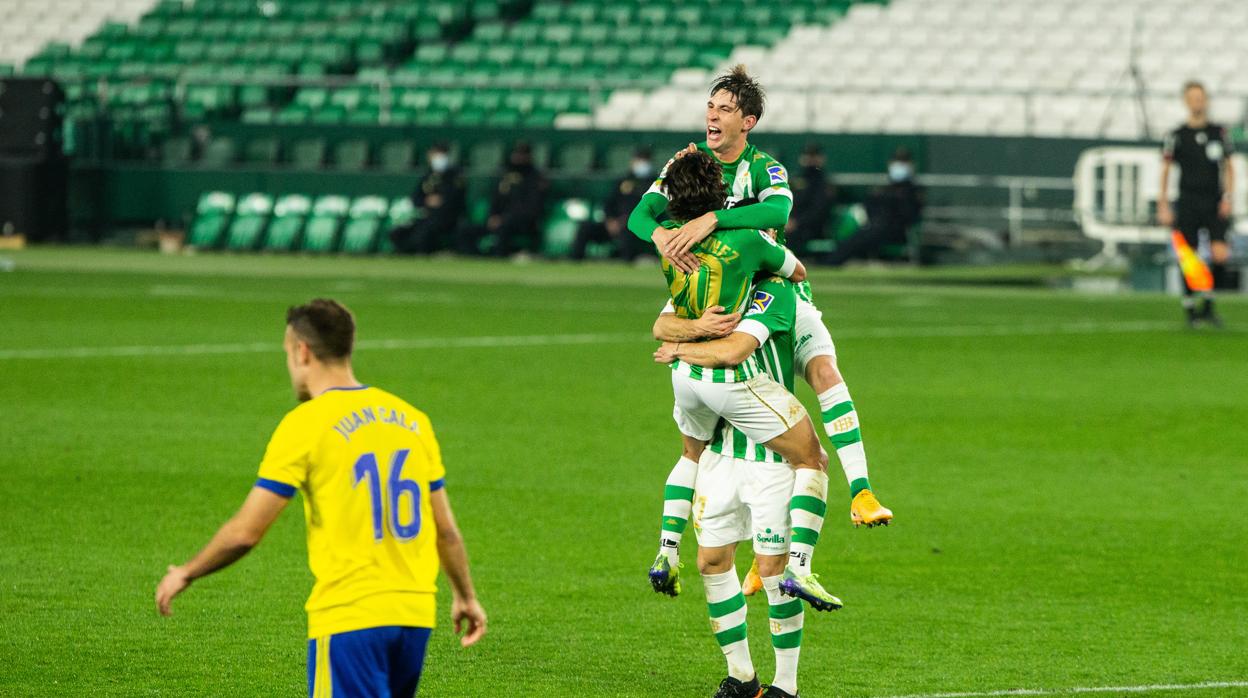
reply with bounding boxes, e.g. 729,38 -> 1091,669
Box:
311,107 -> 346,124
340,196 -> 390,254
467,141 -> 504,173
378,197 -> 418,254
303,195 -> 350,253
224,193 -> 273,250
378,141 -> 416,173
201,137 -> 237,167
264,194 -> 312,251
243,138 -> 281,165
290,138 -> 326,168
332,140 -> 370,171
556,142 -> 595,172
187,191 -> 235,248
542,198 -> 592,257
603,143 -> 638,173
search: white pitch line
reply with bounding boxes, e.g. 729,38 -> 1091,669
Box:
0,333 -> 646,360
0,321 -> 1190,361
874,680 -> 1248,698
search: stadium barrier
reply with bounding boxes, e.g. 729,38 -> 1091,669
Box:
1074,146 -> 1248,259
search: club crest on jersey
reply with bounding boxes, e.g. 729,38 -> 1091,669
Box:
766,164 -> 787,184
748,290 -> 775,316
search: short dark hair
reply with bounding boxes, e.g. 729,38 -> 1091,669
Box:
1183,80 -> 1206,95
286,298 -> 355,362
664,151 -> 725,223
709,64 -> 766,122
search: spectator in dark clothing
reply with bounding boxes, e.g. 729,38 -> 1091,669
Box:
785,143 -> 836,256
570,148 -> 652,261
390,142 -> 466,254
460,141 -> 549,257
826,147 -> 923,265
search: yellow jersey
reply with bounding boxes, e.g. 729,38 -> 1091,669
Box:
255,385 -> 446,638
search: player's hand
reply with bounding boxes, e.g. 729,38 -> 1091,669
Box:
652,227 -> 700,275
451,596 -> 487,647
694,305 -> 740,338
1157,201 -> 1174,228
1218,196 -> 1231,219
667,212 -> 718,257
155,564 -> 192,617
654,341 -> 680,363
673,143 -> 697,160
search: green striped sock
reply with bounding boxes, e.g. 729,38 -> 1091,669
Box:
659,456 -> 697,565
703,570 -> 754,681
788,469 -> 828,576
762,575 -> 803,695
818,383 -> 871,497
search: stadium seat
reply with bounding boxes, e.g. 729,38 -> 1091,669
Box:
186,191 -> 235,249
243,137 -> 281,165
161,136 -> 194,166
542,198 -> 592,258
200,136 -> 237,167
340,196 -> 390,254
290,138 -> 326,169
332,140 -> 370,171
378,141 -> 416,173
302,195 -> 349,252
224,193 -> 273,250
264,194 -> 311,251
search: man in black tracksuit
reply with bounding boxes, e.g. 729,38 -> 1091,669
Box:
1158,80 -> 1236,327
461,141 -> 549,257
785,143 -> 836,256
569,148 -> 651,262
390,143 -> 467,254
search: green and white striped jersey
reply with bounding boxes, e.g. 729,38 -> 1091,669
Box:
662,224 -> 797,383
708,276 -> 798,463
649,141 -> 814,303
648,141 -> 793,227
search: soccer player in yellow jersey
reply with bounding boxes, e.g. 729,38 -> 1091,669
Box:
155,299 -> 486,697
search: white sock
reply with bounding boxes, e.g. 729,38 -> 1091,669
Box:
703,570 -> 754,682
763,574 -> 802,695
788,469 -> 828,576
658,456 -> 698,565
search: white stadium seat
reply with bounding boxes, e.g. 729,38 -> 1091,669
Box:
592,0 -> 1248,136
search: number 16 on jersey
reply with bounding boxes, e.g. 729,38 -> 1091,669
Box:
352,449 -> 422,541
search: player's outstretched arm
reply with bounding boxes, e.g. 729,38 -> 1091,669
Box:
653,305 -> 741,342
654,332 -> 758,368
431,488 -> 487,648
665,196 -> 794,258
155,486 -> 289,616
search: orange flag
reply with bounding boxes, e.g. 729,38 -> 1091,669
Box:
1171,231 -> 1213,292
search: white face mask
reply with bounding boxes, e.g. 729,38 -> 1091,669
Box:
430,154 -> 450,172
631,160 -> 652,179
888,162 -> 912,182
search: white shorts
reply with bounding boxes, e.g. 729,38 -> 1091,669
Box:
692,450 -> 794,556
671,372 -> 808,444
794,297 -> 837,375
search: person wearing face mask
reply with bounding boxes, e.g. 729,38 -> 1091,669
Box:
569,148 -> 652,261
389,143 -> 466,255
460,141 -> 549,257
825,147 -> 924,266
785,143 -> 837,257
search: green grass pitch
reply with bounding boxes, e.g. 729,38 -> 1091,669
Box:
1,249 -> 1246,697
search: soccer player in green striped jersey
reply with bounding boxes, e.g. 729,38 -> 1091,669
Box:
653,275 -> 834,697
633,67 -> 892,603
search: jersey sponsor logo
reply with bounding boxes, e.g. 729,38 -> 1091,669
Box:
756,528 -> 786,544
748,290 -> 775,316
766,164 -> 787,184
1207,141 -> 1225,162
